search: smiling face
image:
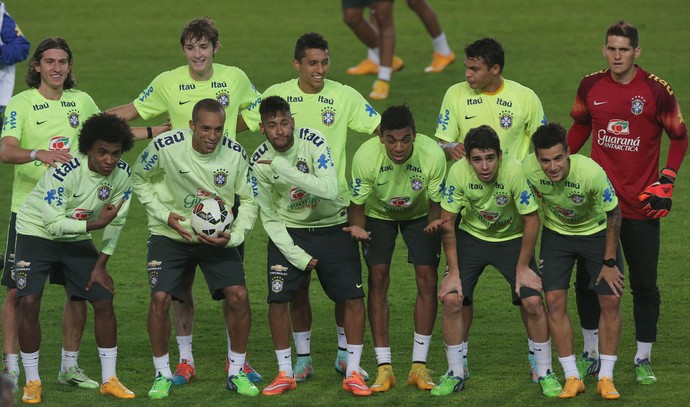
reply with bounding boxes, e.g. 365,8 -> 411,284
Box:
380,127 -> 416,164
260,110 -> 295,152
87,140 -> 122,176
294,48 -> 329,94
468,147 -> 501,183
183,35 -> 219,81
35,48 -> 71,93
536,143 -> 570,182
190,108 -> 225,154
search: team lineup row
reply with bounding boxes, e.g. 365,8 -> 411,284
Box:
0,16 -> 686,403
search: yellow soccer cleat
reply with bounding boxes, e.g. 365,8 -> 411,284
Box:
407,363 -> 435,390
22,380 -> 42,404
369,80 -> 390,101
392,56 -> 405,72
346,59 -> 379,75
558,376 -> 585,399
100,376 -> 136,399
371,365 -> 396,393
424,52 -> 456,73
597,376 -> 620,400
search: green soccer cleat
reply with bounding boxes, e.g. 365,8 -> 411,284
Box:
148,372 -> 173,399
539,372 -> 562,397
430,371 -> 464,396
227,371 -> 259,396
293,355 -> 314,382
576,352 -> 600,378
634,358 -> 657,385
57,365 -> 99,389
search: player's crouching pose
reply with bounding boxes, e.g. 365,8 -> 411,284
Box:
524,123 -> 624,400
132,99 -> 258,399
425,125 -> 557,397
249,96 -> 370,397
346,105 -> 445,392
15,113 -> 136,403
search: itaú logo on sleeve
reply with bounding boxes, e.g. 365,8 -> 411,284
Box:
606,119 -> 629,136
49,136 -> 71,150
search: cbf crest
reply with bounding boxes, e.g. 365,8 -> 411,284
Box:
216,91 -> 230,108
296,160 -> 310,174
495,193 -> 509,207
631,95 -> 645,116
15,270 -> 28,290
214,169 -> 228,187
321,107 -> 335,127
68,110 -> 80,129
97,183 -> 112,201
499,110 -> 513,130
410,177 -> 424,192
570,193 -> 585,205
148,260 -> 162,288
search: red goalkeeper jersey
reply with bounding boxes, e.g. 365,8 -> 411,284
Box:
567,65 -> 688,219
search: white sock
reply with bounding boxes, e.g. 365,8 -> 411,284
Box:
368,48 -> 380,65
2,353 -> 20,372
60,348 -> 78,373
599,354 -> 617,380
176,335 -> 194,366
276,348 -> 293,377
432,33 -> 452,56
634,341 -> 652,363
20,351 -> 40,383
345,344 -> 363,377
293,331 -> 311,356
228,351 -> 245,377
226,329 -> 232,356
336,325 -> 347,349
582,328 -> 599,358
412,332 -> 432,363
374,347 -> 391,366
558,354 -> 580,379
461,341 -> 469,366
445,343 -> 464,376
153,354 -> 172,378
378,67 -> 392,82
532,340 -> 553,378
528,338 -> 535,353
98,346 -> 117,383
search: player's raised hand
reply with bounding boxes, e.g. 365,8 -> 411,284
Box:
86,264 -> 115,294
424,218 -> 448,234
343,225 -> 370,241
88,199 -> 125,230
596,265 -> 624,298
197,230 -> 230,247
515,265 -> 542,295
450,142 -> 466,161
37,149 -> 72,167
168,212 -> 192,242
305,258 -> 318,271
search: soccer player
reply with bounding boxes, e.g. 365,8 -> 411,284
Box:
132,99 -> 259,399
346,104 -> 445,392
0,1 -> 30,116
425,125 -> 557,397
250,95 -> 370,397
434,36 -> 548,380
344,0 -> 455,99
567,21 -> 688,385
240,32 -> 380,382
524,123 -> 624,399
108,16 -> 262,384
14,113 -> 137,403
0,37 -> 99,391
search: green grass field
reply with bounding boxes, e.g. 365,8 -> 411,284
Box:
2,0 -> 690,405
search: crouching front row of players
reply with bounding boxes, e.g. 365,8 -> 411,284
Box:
10,97 -> 624,401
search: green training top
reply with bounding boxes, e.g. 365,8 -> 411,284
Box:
242,78 -> 380,200
2,88 -> 99,212
435,79 -> 546,160
132,128 -> 257,247
15,153 -> 131,256
523,153 -> 618,235
350,133 -> 446,220
132,64 -> 260,139
442,157 -> 538,242
248,127 -> 343,270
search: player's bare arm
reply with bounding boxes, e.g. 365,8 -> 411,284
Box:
167,212 -> 192,242
86,252 -> 115,293
597,205 -> 624,297
343,203 -> 370,240
437,209 -> 461,301
0,136 -> 72,167
515,210 -> 541,294
87,199 -> 125,231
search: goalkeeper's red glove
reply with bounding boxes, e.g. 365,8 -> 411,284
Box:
638,168 -> 676,218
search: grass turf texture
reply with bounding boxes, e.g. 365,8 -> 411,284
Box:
2,0 -> 690,405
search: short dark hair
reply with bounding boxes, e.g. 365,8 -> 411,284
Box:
464,37 -> 504,73
606,20 -> 639,48
380,104 -> 416,134
464,125 -> 501,156
181,17 -> 219,49
192,98 -> 225,123
78,113 -> 134,155
294,32 -> 329,62
531,123 -> 568,152
259,95 -> 291,121
27,37 -> 76,89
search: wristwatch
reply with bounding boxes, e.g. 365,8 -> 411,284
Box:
602,258 -> 616,267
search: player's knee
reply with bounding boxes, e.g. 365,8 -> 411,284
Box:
19,295 -> 41,318
90,299 -> 115,319
344,297 -> 365,313
150,291 -> 172,313
442,293 -> 463,312
3,288 -> 19,310
342,10 -> 363,27
224,286 -> 249,309
521,296 -> 546,316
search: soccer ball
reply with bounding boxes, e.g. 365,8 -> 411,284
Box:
190,197 -> 233,238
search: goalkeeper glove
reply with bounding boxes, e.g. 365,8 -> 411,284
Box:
638,167 -> 676,218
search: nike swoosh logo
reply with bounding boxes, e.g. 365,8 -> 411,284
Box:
284,355 -> 290,359
348,351 -> 354,354
356,283 -> 363,288
179,100 -> 191,105
273,175 -> 280,179
179,170 -> 191,174
593,100 -> 608,106
376,182 -> 388,186
414,340 -> 425,345
465,115 -> 476,120
73,193 -> 84,198
36,120 -> 47,125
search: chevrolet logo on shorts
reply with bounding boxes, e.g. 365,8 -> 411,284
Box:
15,260 -> 31,268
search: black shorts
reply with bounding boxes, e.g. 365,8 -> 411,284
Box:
14,234 -> 111,302
147,235 -> 245,301
362,216 -> 441,267
267,224 -> 364,303
342,0 -> 373,8
540,228 -> 625,295
457,230 -> 541,305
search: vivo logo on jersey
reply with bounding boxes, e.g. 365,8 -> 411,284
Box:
5,111 -> 17,130
52,158 -> 81,182
138,85 -> 154,102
